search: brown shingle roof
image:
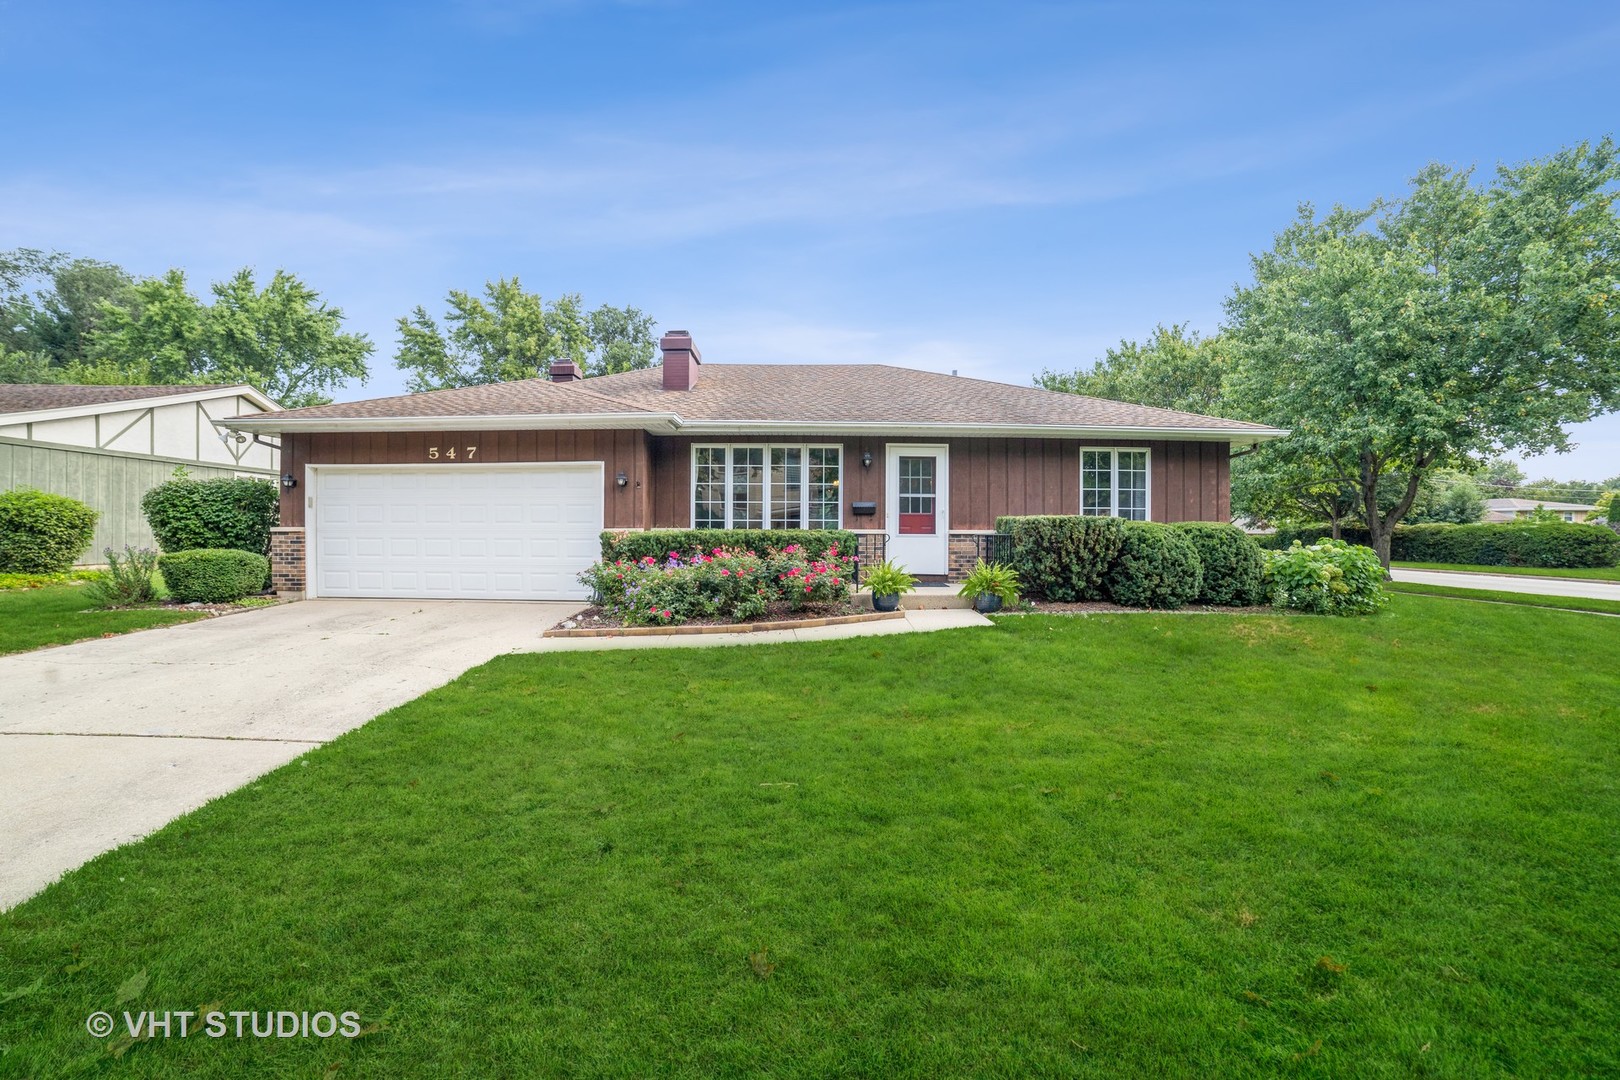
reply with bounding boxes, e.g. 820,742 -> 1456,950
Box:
582,365 -> 1271,430
235,363 -> 1282,438
247,377 -> 659,420
0,383 -> 239,414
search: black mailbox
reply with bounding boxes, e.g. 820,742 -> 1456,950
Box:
850,501 -> 877,517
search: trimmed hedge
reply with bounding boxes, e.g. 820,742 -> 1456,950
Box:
0,488 -> 99,573
158,548 -> 270,603
601,529 -> 859,564
1106,522 -> 1203,609
994,515 -> 1126,601
1170,522 -> 1267,606
1258,521 -> 1619,568
142,476 -> 279,555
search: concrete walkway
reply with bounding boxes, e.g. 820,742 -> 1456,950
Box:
0,599 -> 989,909
1390,567 -> 1620,602
542,607 -> 988,650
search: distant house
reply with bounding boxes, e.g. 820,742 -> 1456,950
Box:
1483,498 -> 1598,524
0,384 -> 281,562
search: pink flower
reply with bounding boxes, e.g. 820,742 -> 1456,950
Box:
804,584 -> 812,592
720,569 -> 730,576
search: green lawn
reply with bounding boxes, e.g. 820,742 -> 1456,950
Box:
1395,560 -> 1620,581
1387,580 -> 1620,616
3,597 -> 1616,1077
0,583 -> 210,656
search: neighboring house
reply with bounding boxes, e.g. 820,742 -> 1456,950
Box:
0,384 -> 281,562
224,332 -> 1286,600
1483,498 -> 1598,524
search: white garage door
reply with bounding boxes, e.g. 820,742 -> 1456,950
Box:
312,465 -> 603,600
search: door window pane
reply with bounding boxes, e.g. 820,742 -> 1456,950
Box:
770,447 -> 803,528
898,455 -> 937,534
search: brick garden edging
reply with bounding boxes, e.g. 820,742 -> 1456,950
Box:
544,609 -> 906,638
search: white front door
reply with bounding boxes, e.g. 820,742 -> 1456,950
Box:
311,464 -> 604,600
885,444 -> 949,576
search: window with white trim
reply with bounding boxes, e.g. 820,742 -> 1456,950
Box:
1081,448 -> 1150,520
692,445 -> 842,529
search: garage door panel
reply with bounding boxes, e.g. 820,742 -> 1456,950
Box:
315,466 -> 603,600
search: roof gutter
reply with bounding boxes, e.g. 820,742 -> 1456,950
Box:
221,412 -> 681,434
222,412 -> 1289,445
670,420 -> 1291,444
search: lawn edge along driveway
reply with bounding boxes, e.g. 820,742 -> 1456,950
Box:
0,599 -> 581,910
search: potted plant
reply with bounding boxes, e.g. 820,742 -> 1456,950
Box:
863,560 -> 918,612
958,560 -> 1019,614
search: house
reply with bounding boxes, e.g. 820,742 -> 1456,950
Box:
222,332 -> 1286,600
1483,498 -> 1598,523
0,384 -> 281,562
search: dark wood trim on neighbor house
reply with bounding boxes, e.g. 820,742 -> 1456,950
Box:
281,430 -> 1230,532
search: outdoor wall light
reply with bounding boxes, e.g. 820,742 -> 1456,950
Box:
280,473 -> 297,489
861,450 -> 873,469
615,471 -> 629,488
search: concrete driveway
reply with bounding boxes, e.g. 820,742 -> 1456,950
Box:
1390,567 -> 1620,602
0,599 -> 580,910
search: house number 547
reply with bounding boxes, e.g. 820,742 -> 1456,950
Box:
428,446 -> 478,460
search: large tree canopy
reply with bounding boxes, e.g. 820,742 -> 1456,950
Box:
1036,323 -> 1233,416
1,249 -> 141,379
396,278 -> 657,391
89,269 -> 373,408
1226,139 -> 1620,565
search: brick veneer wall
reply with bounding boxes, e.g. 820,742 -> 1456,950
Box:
270,527 -> 306,598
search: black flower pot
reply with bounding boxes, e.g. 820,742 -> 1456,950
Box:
973,594 -> 1003,614
872,593 -> 901,613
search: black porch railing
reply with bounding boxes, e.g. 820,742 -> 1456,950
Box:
971,532 -> 1012,566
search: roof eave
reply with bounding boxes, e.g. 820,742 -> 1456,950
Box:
671,420 -> 1291,444
3,384 -> 280,425
222,412 -> 679,434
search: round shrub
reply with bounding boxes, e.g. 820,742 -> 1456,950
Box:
158,548 -> 270,603
1170,522 -> 1267,606
142,475 -> 279,555
995,515 -> 1127,601
1105,522 -> 1203,609
1263,540 -> 1387,616
0,488 -> 99,573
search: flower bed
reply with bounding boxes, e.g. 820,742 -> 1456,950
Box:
577,541 -> 856,627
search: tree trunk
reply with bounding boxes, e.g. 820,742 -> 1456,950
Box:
1359,455 -> 1429,574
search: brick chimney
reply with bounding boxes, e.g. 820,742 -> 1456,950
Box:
660,330 -> 701,391
550,358 -> 579,383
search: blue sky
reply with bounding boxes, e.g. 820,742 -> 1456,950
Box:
2,0 -> 1616,482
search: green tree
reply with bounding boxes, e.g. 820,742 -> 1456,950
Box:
1,249 -> 142,376
1036,323 -> 1232,416
1227,140 -> 1620,567
1406,470 -> 1487,524
1472,458 -> 1526,497
395,277 -> 656,391
90,268 -> 372,407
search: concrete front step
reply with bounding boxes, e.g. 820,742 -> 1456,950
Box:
854,586 -> 973,610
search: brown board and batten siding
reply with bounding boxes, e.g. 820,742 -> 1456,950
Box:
276,430 -> 651,530
277,430 -> 1230,533
645,434 -> 1231,529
